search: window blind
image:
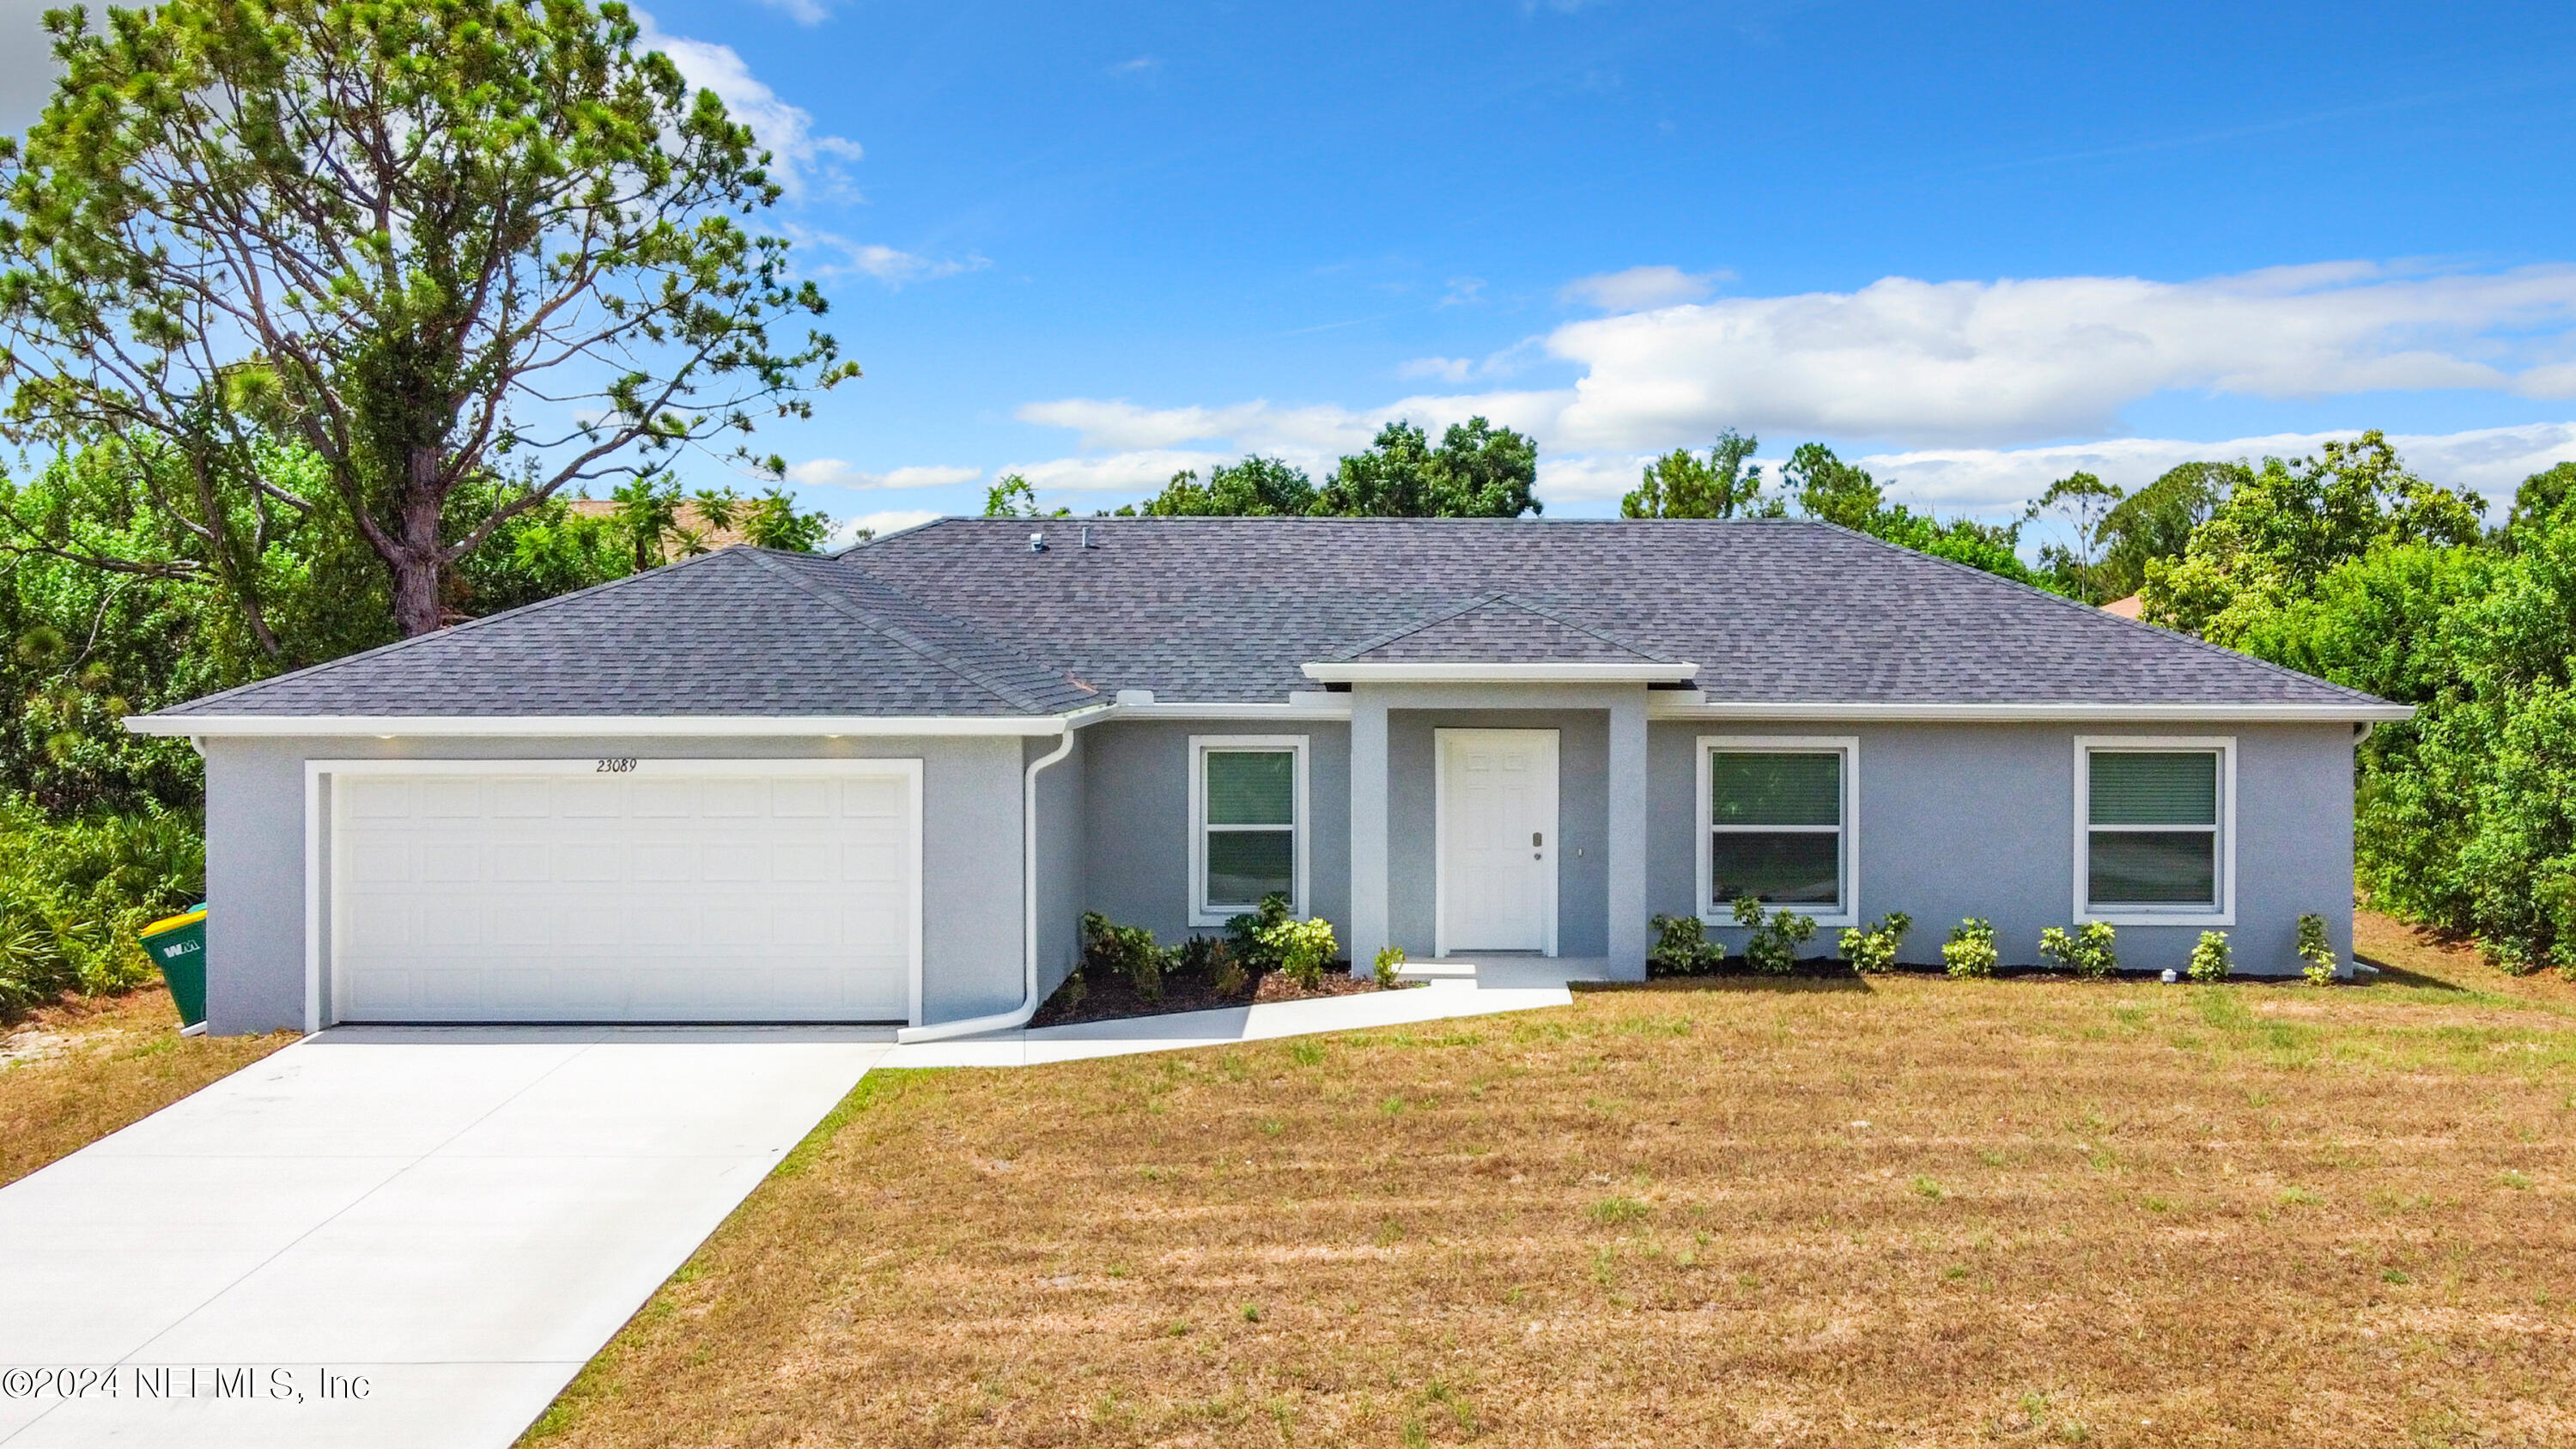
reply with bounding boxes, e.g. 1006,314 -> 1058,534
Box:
1710,752 -> 1841,825
2088,752 -> 2216,825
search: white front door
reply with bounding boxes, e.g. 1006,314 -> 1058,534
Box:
1437,729 -> 1559,954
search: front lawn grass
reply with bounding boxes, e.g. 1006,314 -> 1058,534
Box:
530,916 -> 2576,1447
0,988 -> 296,1188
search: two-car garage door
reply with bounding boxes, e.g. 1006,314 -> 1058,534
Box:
328,760 -> 920,1024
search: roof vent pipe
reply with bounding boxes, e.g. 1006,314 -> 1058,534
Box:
1028,531 -> 1048,553
1081,525 -> 1095,549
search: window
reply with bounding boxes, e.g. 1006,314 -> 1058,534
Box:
1698,736 -> 1857,927
2076,738 -> 2233,924
1189,736 -> 1308,925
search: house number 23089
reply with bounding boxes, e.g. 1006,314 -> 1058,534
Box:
595,758 -> 638,773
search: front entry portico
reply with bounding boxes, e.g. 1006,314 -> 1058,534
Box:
1335,679 -> 1657,982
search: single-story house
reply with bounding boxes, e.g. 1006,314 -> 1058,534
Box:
129,518 -> 2409,1038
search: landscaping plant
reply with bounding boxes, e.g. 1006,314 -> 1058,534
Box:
1261,916 -> 1340,991
1942,917 -> 1999,978
2297,913 -> 2337,985
1372,945 -> 1406,989
2188,929 -> 2233,983
1179,935 -> 1247,995
1079,911 -> 1171,1002
1733,897 -> 1817,974
1839,911 -> 1913,974
1226,892 -> 1297,972
2038,921 -> 2118,979
1646,913 -> 1720,976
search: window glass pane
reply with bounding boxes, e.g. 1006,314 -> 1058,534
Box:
2089,751 -> 2217,825
1710,831 -> 1840,906
1206,829 -> 1295,907
2088,830 -> 2216,905
1206,751 -> 1295,825
1710,752 -> 1841,826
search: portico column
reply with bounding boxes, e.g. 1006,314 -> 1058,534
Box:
1348,688 -> 1390,967
1607,689 -> 1649,979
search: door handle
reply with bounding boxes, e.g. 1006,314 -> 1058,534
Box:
1532,832 -> 1543,846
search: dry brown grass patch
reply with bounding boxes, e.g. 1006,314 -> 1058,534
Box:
0,988 -> 295,1187
529,914 -> 2576,1447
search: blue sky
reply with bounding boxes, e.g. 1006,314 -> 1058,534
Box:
7,0 -> 2576,539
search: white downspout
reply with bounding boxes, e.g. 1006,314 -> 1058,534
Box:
894,723 -> 1079,1044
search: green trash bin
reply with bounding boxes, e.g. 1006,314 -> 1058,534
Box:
140,903 -> 209,1032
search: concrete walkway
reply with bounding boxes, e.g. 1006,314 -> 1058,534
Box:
0,1027 -> 887,1449
885,973 -> 1577,1068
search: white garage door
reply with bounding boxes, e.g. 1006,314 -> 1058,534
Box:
329,760 -> 920,1024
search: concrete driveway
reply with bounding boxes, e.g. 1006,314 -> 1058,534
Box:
0,1026 -> 886,1448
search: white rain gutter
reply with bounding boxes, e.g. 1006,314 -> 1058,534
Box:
122,713 -> 1072,738
893,721 -> 1082,1044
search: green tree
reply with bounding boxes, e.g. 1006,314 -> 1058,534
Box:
1773,443 -> 2046,588
1621,429 -> 1777,519
1141,456 -> 1316,516
0,0 -> 858,641
2142,432 -> 2485,645
983,473 -> 1066,519
2023,472 -> 2125,603
737,488 -> 830,551
1315,417 -> 1540,518
2504,460 -> 2576,542
1782,443 -> 1886,530
2094,461 -> 2243,600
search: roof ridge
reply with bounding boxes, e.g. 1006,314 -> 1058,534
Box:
1476,592 -> 1678,662
154,546 -> 756,715
737,549 -> 1061,714
1806,521 -> 2390,705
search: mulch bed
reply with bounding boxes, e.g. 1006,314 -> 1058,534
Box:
1030,962 -> 1408,1029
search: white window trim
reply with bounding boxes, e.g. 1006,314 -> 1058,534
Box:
2073,735 -> 2236,927
1188,734 -> 1309,928
1697,734 -> 1860,930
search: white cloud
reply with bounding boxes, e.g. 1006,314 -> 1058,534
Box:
1400,357 -> 1475,384
1439,277 -> 1487,308
632,12 -> 861,198
999,450 -> 1230,494
1108,56 -> 1159,77
787,460 -> 981,490
1559,265 -> 1723,311
751,0 -> 831,24
832,510 -> 942,546
1546,261 -> 2576,448
1534,422 -> 2576,518
779,226 -> 988,287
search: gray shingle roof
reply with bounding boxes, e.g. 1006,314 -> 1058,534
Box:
843,517 -> 2386,709
146,517 -> 2392,719
154,546 -> 1096,718
1338,593 -> 1675,663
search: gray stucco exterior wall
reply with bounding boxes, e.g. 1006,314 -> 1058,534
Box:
1075,718 -> 1352,948
1645,720 -> 2356,975
200,734 -> 1028,1034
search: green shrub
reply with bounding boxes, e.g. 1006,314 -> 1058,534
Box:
1942,917 -> 1999,978
1225,892 -> 1296,971
1079,910 -> 1172,1002
2038,921 -> 2118,979
2187,929 -> 2233,983
1179,934 -> 1246,995
2296,913 -> 2337,985
1646,913 -> 1721,976
1261,916 -> 1339,990
1732,896 -> 1817,975
1839,911 -> 1912,974
1372,944 -> 1406,989
0,801 -> 204,1016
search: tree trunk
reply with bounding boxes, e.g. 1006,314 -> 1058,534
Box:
389,448 -> 449,636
